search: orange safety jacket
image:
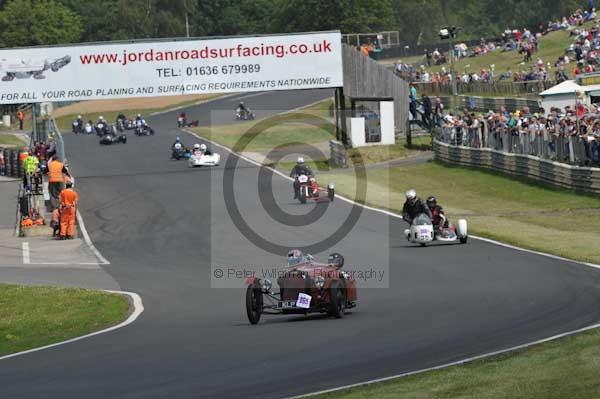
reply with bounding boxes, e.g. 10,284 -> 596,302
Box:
59,188 -> 78,208
48,160 -> 65,183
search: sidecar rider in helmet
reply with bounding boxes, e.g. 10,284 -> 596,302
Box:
200,143 -> 211,155
171,137 -> 185,159
172,136 -> 182,149
426,195 -> 449,233
402,189 -> 432,225
290,157 -> 314,199
192,143 -> 203,156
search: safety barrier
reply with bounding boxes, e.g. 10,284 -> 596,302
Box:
437,126 -> 599,167
48,118 -> 65,161
329,140 -> 348,168
1,147 -> 25,178
413,80 -> 554,98
433,139 -> 600,195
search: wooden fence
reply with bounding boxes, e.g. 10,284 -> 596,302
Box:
343,44 -> 409,134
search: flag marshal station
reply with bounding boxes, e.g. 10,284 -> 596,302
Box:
0,31 -> 343,104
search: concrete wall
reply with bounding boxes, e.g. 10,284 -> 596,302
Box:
433,140 -> 600,195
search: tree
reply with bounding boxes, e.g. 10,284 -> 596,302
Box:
57,0 -> 119,42
0,0 -> 82,47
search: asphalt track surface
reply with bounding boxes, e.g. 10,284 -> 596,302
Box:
3,90 -> 600,398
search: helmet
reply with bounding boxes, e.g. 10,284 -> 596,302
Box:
426,196 -> 437,209
406,189 -> 417,201
193,143 -> 200,150
175,136 -> 180,142
77,115 -> 81,119
239,101 -> 244,105
137,113 -> 141,118
99,116 -> 104,121
200,144 -> 207,151
287,249 -> 304,266
297,157 -> 305,164
328,252 -> 345,268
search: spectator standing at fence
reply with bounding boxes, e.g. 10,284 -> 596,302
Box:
409,84 -> 418,119
35,141 -> 47,161
421,94 -> 432,129
47,156 -> 70,210
424,49 -> 432,67
59,180 -> 78,240
0,150 -> 4,176
16,110 -> 25,130
433,97 -> 444,127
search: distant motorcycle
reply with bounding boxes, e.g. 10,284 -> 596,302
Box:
135,124 -> 155,136
171,143 -> 190,160
95,122 -> 110,136
235,107 -> 255,121
116,118 -> 125,132
99,133 -> 127,145
177,117 -> 199,128
72,120 -> 83,134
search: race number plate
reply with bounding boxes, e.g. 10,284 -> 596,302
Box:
279,301 -> 296,308
296,293 -> 312,309
419,228 -> 429,234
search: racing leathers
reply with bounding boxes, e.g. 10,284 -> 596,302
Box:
430,205 -> 448,231
290,164 -> 313,178
402,198 -> 432,225
290,164 -> 314,199
172,141 -> 185,159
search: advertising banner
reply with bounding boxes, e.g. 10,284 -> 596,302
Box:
0,31 -> 343,104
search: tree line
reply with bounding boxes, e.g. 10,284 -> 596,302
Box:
0,0 -> 586,48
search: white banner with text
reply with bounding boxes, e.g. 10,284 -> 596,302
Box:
0,32 -> 343,104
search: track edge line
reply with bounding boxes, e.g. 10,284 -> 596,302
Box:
285,321 -> 600,398
0,290 -> 144,361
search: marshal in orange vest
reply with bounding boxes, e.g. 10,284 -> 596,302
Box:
48,160 -> 65,183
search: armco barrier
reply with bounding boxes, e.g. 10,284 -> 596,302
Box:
434,140 -> 600,195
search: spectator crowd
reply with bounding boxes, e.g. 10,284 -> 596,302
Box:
395,7 -> 598,86
437,103 -> 600,167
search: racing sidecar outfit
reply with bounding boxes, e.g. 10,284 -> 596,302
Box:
402,199 -> 432,225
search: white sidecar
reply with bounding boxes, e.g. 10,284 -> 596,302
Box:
404,213 -> 468,246
188,152 -> 221,167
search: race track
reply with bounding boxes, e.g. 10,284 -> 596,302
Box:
2,90 -> 600,398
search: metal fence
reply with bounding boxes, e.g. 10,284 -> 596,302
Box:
436,125 -> 600,167
414,80 -> 554,97
48,117 -> 65,162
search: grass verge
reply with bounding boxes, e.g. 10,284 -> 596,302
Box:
0,284 -> 130,356
317,161 -> 600,264
316,326 -> 600,399
191,99 -> 335,152
0,134 -> 27,147
192,99 -> 431,165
